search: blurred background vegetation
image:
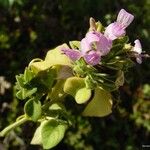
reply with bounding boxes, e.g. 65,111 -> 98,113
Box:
0,0 -> 150,150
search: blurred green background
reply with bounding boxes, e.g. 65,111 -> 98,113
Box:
0,0 -> 149,150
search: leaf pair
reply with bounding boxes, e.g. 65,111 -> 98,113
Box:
63,77 -> 92,104
63,76 -> 113,117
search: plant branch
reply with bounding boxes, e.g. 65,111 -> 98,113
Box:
0,116 -> 28,137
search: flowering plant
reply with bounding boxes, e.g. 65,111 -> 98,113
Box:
0,9 -> 148,149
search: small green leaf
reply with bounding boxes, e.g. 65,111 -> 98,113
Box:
24,97 -> 41,121
47,103 -> 67,118
69,41 -> 80,49
63,77 -> 91,104
16,74 -> 25,88
49,103 -> 65,111
82,88 -> 112,117
16,90 -> 23,99
31,126 -> 42,145
16,88 -> 37,100
75,88 -> 91,104
24,67 -> 35,83
41,119 -> 67,149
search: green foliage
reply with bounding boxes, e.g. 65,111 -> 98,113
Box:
15,67 -> 56,101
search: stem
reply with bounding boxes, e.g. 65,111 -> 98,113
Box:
0,117 -> 28,137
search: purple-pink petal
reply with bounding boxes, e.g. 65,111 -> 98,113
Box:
80,38 -> 91,54
81,31 -> 102,54
132,39 -> 142,64
97,33 -> 112,55
104,22 -> 126,40
86,31 -> 100,44
133,39 -> 142,54
104,9 -> 134,40
117,9 -> 134,29
84,50 -> 101,66
61,48 -> 81,61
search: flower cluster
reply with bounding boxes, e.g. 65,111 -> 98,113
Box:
61,9 -> 142,65
0,9 -> 147,150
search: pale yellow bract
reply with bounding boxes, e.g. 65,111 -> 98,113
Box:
83,88 -> 113,117
30,44 -> 73,73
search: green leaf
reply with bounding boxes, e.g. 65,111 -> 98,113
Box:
24,67 -> 35,84
75,88 -> 91,104
63,77 -> 91,104
16,87 -> 37,100
82,88 -> 112,117
29,68 -> 56,93
69,41 -> 80,49
37,69 -> 56,90
16,74 -> 25,88
24,97 -> 41,121
47,103 -> 67,118
41,119 -> 67,149
31,126 -> 42,145
49,103 -> 65,111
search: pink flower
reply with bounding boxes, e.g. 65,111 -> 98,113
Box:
61,31 -> 112,66
104,9 -> 134,40
132,39 -> 142,64
81,31 -> 112,56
